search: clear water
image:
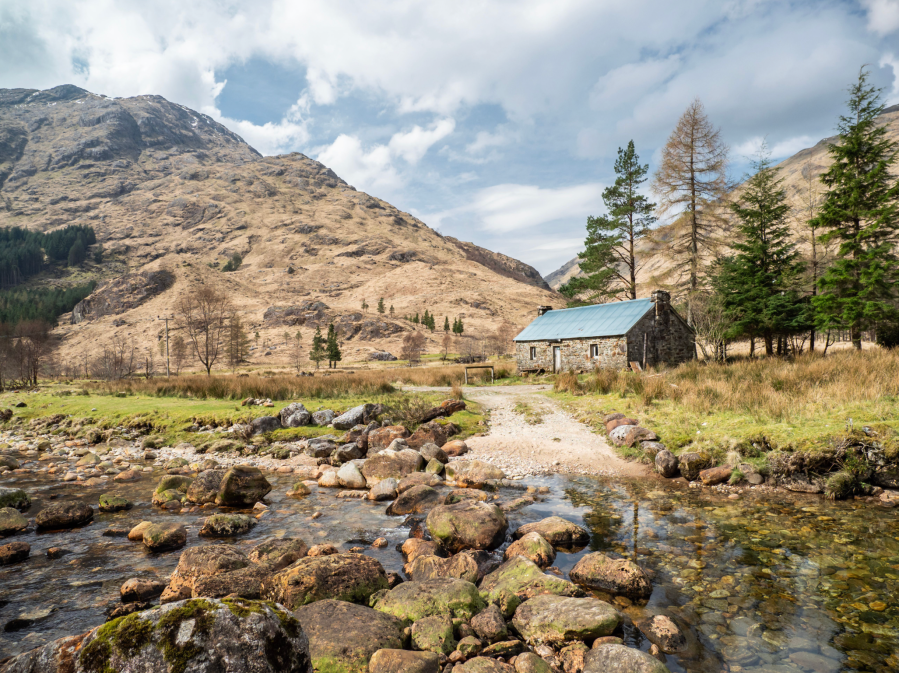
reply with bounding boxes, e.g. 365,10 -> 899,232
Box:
2,453 -> 898,673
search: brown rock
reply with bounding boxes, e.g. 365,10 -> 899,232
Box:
369,649 -> 440,673
605,417 -> 637,432
513,516 -> 589,550
622,426 -> 659,447
0,541 -> 29,565
262,552 -> 388,608
307,543 -> 340,557
407,421 -> 448,450
127,521 -> 153,541
442,440 -> 470,457
401,538 -> 446,563
504,532 -> 556,568
113,469 -> 141,482
120,578 -> 165,602
369,426 -> 411,451
386,485 -> 442,516
635,615 -> 686,654
569,552 -> 652,600
699,466 -> 733,486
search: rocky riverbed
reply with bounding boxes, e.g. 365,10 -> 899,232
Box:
1,411 -> 899,673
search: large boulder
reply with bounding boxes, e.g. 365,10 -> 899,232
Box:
0,598 -> 312,673
426,501 -> 508,553
0,487 -> 31,510
569,552 -> 652,600
306,436 -> 338,458
372,578 -> 486,625
0,506 -> 29,536
386,485 -> 442,516
369,649 -> 440,673
294,599 -> 403,673
654,450 -> 679,478
248,538 -> 309,571
142,523 -> 187,552
442,440 -> 470,457
397,472 -> 443,492
35,502 -> 93,530
368,425 -> 411,451
368,478 -> 399,502
199,513 -> 257,537
678,452 -> 711,481
583,644 -> 672,673
511,595 -> 620,644
445,461 -> 505,489
479,556 -> 583,617
251,416 -> 282,434
190,565 -> 270,600
0,541 -> 29,565
406,550 -> 498,585
312,409 -> 336,426
407,421 -> 448,450
280,402 -> 312,427
362,450 -> 423,485
513,517 -> 589,550
216,465 -> 272,506
98,494 -> 132,513
262,553 -> 388,608
333,404 -> 371,430
337,461 -> 367,489
503,532 -> 555,569
186,469 -> 226,504
411,614 -> 456,655
163,546 -> 250,600
152,475 -> 192,506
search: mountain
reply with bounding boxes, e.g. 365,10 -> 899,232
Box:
0,85 -> 560,366
544,104 -> 899,299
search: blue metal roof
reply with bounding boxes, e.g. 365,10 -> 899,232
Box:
513,299 -> 653,341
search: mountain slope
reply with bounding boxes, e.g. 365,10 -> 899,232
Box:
544,104 -> 899,297
0,85 -> 560,366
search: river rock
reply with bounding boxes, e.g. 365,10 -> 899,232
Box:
152,474 -> 192,506
583,643 -> 672,673
216,465 -> 272,506
569,552 -> 652,600
471,603 -> 508,643
411,614 -> 456,654
0,507 -> 28,536
407,421 -> 448,450
605,417 -> 637,432
35,502 -> 93,530
128,521 -> 153,541
306,436 -> 338,458
445,489 -> 488,505
699,466 -> 733,486
0,541 -> 29,565
369,649 -> 440,673
163,545 -> 250,600
199,513 -> 257,537
287,482 -> 311,497
0,487 -> 30,510
512,595 -> 620,644
368,478 -> 399,501
76,452 -> 101,466
635,615 -> 686,654
426,501 -> 508,553
142,523 -> 187,551
442,440 -> 470,457
251,415 -> 281,434
312,409 -> 336,426
333,404 -> 369,430
678,452 -> 710,481
608,425 -> 633,446
641,441 -> 666,459
456,658 -> 514,672
514,652 -> 553,673
186,469 -> 226,504
334,442 -> 364,463
386,484 -> 442,516
280,402 -> 312,427
398,472 -> 443,492
368,426 -> 410,451
98,494 -> 133,513
0,456 -> 20,470
622,426 -> 659,447
263,552 -> 388,608
401,538 -> 446,563
504,532 -> 555,568
362,450 -> 423,485
0,598 -> 312,673
655,450 -> 679,478
445,460 -> 505,489
479,556 -> 583,617
372,578 -> 485,624
120,578 -> 166,602
335,461 -> 366,489
248,537 -> 309,570
513,516 -> 589,550
406,550 -> 497,585
420,443 -> 449,464
318,470 -> 340,488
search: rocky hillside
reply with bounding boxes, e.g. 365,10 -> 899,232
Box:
0,85 -> 559,367
544,104 -> 899,297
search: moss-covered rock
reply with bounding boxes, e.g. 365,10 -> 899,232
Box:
425,501 -> 507,553
0,455 -> 20,470
386,484 -> 442,516
248,537 -> 309,571
455,657 -> 514,672
295,599 -> 403,673
142,523 -> 187,551
371,578 -> 485,625
478,556 -> 583,618
678,452 -> 711,481
185,470 -> 226,504
411,614 -> 456,655
0,486 -> 31,511
368,649 -> 440,673
263,553 -> 388,609
198,514 -> 257,538
216,465 -> 272,506
503,532 -> 555,569
0,506 -> 28,536
512,517 -> 589,550
2,597 -> 312,673
511,595 -> 620,644
444,460 -> 505,489
583,643 -> 672,673
569,552 -> 652,600
152,475 -> 193,506
98,494 -> 133,513
35,502 -> 93,530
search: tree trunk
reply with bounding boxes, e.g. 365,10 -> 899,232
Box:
764,335 -> 774,356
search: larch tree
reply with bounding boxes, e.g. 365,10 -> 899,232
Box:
812,67 -> 899,349
561,141 -> 655,302
652,98 -> 729,325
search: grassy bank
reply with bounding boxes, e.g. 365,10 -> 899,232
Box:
550,349 -> 899,466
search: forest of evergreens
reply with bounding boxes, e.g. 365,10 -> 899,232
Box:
0,224 -> 97,288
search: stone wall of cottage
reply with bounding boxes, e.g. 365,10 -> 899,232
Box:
625,295 -> 695,368
515,336 -> 628,373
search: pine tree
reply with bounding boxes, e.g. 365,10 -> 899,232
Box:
377,297 -> 385,314
67,239 -> 86,266
812,67 -> 899,349
389,305 -> 395,317
226,313 -> 251,370
713,147 -> 808,355
652,98 -> 729,325
455,317 -> 464,335
361,298 -> 369,312
310,327 -> 326,369
443,316 -> 450,332
561,141 -> 655,302
413,313 -> 420,324
326,322 -> 342,368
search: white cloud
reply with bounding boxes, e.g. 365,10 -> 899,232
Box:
466,128 -> 514,154
881,53 -> 899,104
589,55 -> 681,112
205,95 -> 311,155
734,134 -> 818,160
861,0 -> 899,36
388,119 -> 455,164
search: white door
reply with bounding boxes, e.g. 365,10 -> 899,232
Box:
553,346 -> 561,373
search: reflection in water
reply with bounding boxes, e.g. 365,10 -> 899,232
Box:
2,460 -> 898,672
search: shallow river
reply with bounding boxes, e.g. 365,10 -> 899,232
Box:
2,455 -> 898,673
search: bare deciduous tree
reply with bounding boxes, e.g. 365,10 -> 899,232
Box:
170,335 -> 188,375
14,320 -> 52,385
652,98 -> 729,325
177,286 -> 231,376
690,292 -> 731,362
91,336 -> 137,380
289,330 -> 304,373
401,331 -> 426,366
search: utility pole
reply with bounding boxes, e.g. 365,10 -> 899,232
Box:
159,315 -> 171,377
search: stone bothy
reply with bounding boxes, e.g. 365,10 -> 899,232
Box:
513,291 -> 694,373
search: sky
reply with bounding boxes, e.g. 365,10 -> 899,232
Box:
1,1 -> 898,275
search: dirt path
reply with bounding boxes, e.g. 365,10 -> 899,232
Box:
407,384 -> 648,479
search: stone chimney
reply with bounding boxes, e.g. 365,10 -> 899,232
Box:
537,305 -> 553,317
650,290 -> 670,306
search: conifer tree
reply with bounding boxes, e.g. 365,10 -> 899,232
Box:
561,141 -> 655,302
444,316 -> 450,332
413,313 -> 420,324
377,297 -> 385,314
310,326 -> 326,369
713,147 -> 808,354
226,313 -> 251,370
812,67 -> 899,349
326,322 -> 342,368
389,305 -> 395,317
67,239 -> 86,266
